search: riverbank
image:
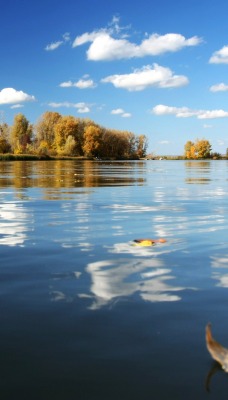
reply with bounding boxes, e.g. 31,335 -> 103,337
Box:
0,153 -> 227,161
0,154 -> 91,161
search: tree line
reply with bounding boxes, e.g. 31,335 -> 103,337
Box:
0,112 -> 148,159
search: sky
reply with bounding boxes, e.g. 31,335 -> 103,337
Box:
1,0 -> 228,155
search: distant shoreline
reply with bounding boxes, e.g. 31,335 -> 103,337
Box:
0,154 -> 226,161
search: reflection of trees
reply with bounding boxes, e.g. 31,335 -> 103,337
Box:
185,178 -> 211,184
185,161 -> 211,169
0,161 -> 146,196
185,161 -> 211,184
12,161 -> 33,188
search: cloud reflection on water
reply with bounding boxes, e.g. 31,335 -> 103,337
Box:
211,255 -> 228,288
85,258 -> 185,310
50,236 -> 196,308
0,202 -> 32,246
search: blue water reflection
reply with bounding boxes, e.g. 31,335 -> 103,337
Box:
1,160 -> 228,399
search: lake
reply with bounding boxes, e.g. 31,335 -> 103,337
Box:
0,159 -> 228,399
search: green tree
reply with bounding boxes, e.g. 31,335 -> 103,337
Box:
10,114 -> 33,154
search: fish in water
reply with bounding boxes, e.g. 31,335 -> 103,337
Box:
206,323 -> 228,372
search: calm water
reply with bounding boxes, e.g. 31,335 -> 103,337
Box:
1,160 -> 228,399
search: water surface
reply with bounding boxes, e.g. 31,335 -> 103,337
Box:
1,160 -> 228,399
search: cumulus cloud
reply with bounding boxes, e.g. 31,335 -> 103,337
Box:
45,33 -> 70,51
59,78 -> 96,89
209,45 -> 228,64
48,101 -> 90,113
73,27 -> 202,61
102,64 -> 188,91
152,104 -> 228,119
210,83 -> 228,92
111,108 -> 131,117
0,88 -> 35,105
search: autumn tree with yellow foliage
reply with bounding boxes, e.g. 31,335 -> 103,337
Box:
184,139 -> 212,159
10,114 -> 33,154
0,123 -> 11,153
53,115 -> 81,155
35,111 -> 61,155
83,124 -> 102,157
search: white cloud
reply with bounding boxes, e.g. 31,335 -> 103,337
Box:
86,33 -> 138,61
45,40 -> 63,51
102,64 -> 188,91
198,110 -> 228,119
159,140 -> 170,144
72,31 -> 105,47
111,108 -> 124,114
73,27 -> 202,61
75,79 -> 96,89
77,106 -> 90,113
63,33 -> 70,42
72,16 -> 128,49
59,81 -> 73,88
210,83 -> 228,92
153,104 -> 198,117
0,88 -> 35,105
111,108 -> 131,117
45,32 -> 71,51
209,45 -> 228,64
48,101 -> 90,113
10,104 -> 24,109
59,78 -> 96,89
152,104 -> 228,119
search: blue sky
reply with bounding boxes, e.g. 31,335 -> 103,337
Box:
1,0 -> 228,155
